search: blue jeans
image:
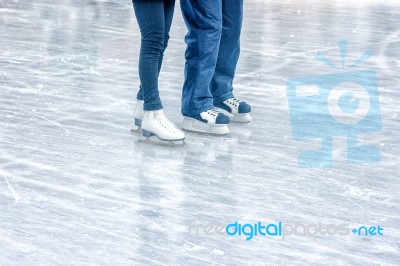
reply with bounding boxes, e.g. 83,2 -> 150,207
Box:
132,0 -> 175,111
180,0 -> 243,116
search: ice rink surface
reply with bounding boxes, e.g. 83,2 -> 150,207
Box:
1,0 -> 399,265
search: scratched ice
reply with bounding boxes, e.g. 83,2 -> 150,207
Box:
0,0 -> 399,265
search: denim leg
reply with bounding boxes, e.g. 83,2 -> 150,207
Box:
133,0 -> 174,111
180,0 -> 222,116
210,0 -> 243,104
158,0 -> 175,74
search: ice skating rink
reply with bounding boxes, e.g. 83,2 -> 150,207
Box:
1,0 -> 399,265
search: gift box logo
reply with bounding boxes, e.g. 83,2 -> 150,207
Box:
286,40 -> 382,168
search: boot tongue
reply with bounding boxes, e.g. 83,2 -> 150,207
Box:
155,109 -> 166,119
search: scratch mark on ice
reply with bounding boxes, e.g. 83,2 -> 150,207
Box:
1,173 -> 20,203
182,183 -> 196,196
32,113 -> 71,134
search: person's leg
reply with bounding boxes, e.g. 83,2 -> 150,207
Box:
180,0 -> 222,116
133,0 -> 165,111
132,0 -> 184,141
157,0 -> 175,74
210,0 -> 243,103
210,0 -> 250,123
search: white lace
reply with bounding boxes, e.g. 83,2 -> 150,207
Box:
154,110 -> 180,133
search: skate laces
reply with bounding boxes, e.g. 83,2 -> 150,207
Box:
155,110 -> 180,133
225,98 -> 242,107
205,108 -> 222,117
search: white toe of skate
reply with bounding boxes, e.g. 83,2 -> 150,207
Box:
231,113 -> 252,123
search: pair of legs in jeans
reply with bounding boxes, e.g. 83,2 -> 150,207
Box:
133,0 -> 250,138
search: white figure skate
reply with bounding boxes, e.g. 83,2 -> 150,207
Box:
131,100 -> 185,146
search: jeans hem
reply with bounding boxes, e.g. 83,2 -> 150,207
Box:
143,103 -> 163,111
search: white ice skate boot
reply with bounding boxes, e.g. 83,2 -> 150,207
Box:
130,99 -> 144,134
214,98 -> 252,123
141,109 -> 185,142
181,108 -> 230,135
134,99 -> 144,127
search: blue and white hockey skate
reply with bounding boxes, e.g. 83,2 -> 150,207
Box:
181,108 -> 230,135
214,98 -> 252,123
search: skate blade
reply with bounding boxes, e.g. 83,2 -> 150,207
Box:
181,117 -> 229,135
130,125 -> 142,134
139,135 -> 186,147
131,128 -> 185,146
